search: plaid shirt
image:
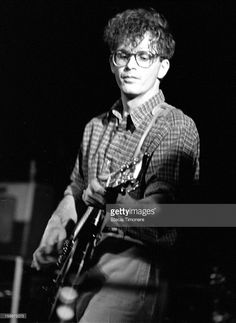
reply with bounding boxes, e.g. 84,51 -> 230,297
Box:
65,90 -> 200,247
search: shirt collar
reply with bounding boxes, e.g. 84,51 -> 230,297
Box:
107,90 -> 165,129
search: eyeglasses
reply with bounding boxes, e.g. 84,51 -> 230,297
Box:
112,50 -> 159,68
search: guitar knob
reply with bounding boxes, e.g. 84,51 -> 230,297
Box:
56,305 -> 74,322
59,286 -> 78,305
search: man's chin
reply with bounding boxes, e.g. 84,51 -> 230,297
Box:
121,87 -> 141,99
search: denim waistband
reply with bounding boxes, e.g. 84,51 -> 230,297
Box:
101,226 -> 145,246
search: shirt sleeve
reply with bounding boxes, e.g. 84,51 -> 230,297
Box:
64,148 -> 86,201
63,122 -> 92,200
144,114 -> 200,201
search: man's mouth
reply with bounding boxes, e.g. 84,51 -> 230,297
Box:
121,75 -> 139,82
122,75 -> 138,79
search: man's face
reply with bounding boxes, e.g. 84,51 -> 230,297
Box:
110,32 -> 167,99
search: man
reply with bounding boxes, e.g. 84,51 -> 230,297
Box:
32,8 -> 200,323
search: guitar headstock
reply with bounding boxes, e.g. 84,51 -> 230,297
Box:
106,152 -> 149,194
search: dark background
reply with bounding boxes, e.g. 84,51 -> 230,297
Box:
0,0 -> 235,202
0,0 -> 236,247
0,1 -> 236,320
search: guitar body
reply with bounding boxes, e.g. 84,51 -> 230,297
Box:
44,153 -> 150,321
47,207 -> 105,321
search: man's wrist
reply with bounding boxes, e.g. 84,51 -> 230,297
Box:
47,214 -> 64,227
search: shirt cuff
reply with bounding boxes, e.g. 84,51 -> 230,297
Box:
144,181 -> 176,200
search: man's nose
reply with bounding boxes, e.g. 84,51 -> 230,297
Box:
125,54 -> 137,69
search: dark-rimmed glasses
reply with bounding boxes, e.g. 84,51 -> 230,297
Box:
112,50 -> 159,68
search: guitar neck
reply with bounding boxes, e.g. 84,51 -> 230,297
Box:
73,206 -> 95,239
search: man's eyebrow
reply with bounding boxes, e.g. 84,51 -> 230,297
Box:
117,48 -> 150,53
116,49 -> 132,54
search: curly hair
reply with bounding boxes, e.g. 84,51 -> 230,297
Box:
104,8 -> 175,60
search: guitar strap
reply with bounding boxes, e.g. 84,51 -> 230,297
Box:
125,102 -> 175,201
134,102 -> 175,159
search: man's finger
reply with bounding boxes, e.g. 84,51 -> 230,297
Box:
90,179 -> 106,195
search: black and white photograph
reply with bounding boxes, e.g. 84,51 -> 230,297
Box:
0,1 -> 235,322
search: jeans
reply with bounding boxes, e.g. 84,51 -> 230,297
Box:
75,237 -> 163,323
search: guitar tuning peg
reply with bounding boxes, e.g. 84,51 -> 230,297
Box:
120,187 -> 125,195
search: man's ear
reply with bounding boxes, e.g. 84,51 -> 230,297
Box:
157,59 -> 170,79
109,57 -> 115,74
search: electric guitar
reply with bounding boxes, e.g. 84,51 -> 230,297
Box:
46,152 -> 150,321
